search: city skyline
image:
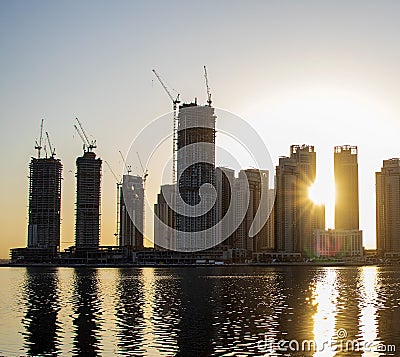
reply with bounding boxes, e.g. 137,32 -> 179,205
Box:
3,1 -> 400,257
11,116 -> 397,260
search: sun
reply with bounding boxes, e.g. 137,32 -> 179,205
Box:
308,182 -> 326,205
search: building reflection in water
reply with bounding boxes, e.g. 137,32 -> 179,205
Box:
22,267 -> 61,356
151,269 -> 180,356
312,268 -> 338,357
72,268 -> 101,357
357,266 -> 381,357
115,268 -> 145,355
376,267 -> 400,355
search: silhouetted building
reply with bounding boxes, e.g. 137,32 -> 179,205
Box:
154,184 -> 176,250
376,158 -> 400,257
224,169 -> 274,256
75,151 -> 102,248
257,187 -> 275,252
176,102 -> 216,251
119,175 -> 144,250
275,145 -> 325,257
334,145 -> 359,230
27,157 -> 62,252
216,167 -> 234,248
233,169 -> 270,252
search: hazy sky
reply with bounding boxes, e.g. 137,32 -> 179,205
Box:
1,0 -> 400,258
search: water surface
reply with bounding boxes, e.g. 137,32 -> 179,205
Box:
0,266 -> 399,356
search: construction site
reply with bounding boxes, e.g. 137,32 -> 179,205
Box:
10,67 -> 274,264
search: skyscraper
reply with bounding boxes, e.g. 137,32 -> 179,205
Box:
240,169 -> 269,253
75,151 -> 102,248
334,145 -> 359,230
176,102 -> 216,251
154,184 -> 176,251
226,169 -> 273,254
376,158 -> 400,257
216,167 -> 234,248
275,145 -> 325,256
27,156 -> 62,252
119,174 -> 144,250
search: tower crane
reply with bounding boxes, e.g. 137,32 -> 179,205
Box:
75,118 -> 97,152
152,69 -> 180,183
105,160 -> 122,246
119,150 -> 132,175
136,152 -> 148,188
204,65 -> 212,106
34,119 -> 44,158
45,132 -> 56,158
73,124 -> 86,152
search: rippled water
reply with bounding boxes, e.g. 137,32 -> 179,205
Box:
0,266 -> 399,356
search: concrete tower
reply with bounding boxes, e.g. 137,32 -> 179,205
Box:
376,158 -> 400,257
334,145 -> 359,230
154,184 -> 176,251
176,102 -> 216,251
275,145 -> 325,256
27,157 -> 62,252
75,151 -> 102,248
119,174 -> 144,250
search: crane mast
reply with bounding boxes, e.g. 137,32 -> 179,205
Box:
105,160 -> 122,246
34,119 -> 44,158
152,69 -> 180,183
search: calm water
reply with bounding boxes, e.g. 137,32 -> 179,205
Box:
0,266 -> 399,356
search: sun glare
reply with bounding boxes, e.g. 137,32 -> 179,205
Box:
308,182 -> 326,205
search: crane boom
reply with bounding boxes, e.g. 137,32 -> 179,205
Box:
152,69 -> 173,102
136,152 -> 149,183
74,124 -> 87,151
45,131 -> 56,158
119,150 -> 132,175
74,118 -> 97,152
105,160 -> 121,184
75,118 -> 90,146
152,69 -> 180,183
204,65 -> 212,106
34,119 -> 44,158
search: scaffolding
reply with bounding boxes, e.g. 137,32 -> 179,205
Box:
176,103 -> 217,250
75,151 -> 102,248
28,157 -> 62,251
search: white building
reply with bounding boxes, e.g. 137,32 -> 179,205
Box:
313,229 -> 363,258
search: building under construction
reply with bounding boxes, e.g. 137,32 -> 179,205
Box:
75,151 -> 102,248
11,121 -> 63,262
28,157 -> 62,251
119,174 -> 144,250
176,102 -> 217,251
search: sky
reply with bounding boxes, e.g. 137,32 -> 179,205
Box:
1,0 -> 400,258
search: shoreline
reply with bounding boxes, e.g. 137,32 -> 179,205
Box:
0,262 -> 389,268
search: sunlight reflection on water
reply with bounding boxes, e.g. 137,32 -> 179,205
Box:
0,266 -> 398,356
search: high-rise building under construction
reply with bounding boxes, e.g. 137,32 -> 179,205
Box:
27,156 -> 62,252
176,102 -> 216,251
75,151 -> 102,248
119,174 -> 144,250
